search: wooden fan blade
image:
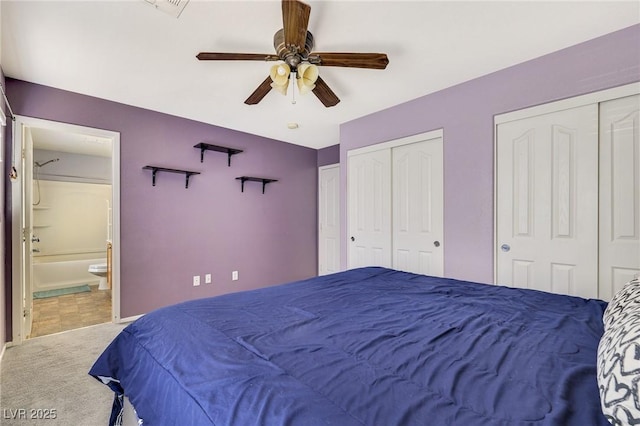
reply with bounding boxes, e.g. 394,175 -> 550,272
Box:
311,52 -> 389,69
282,0 -> 311,52
245,76 -> 273,105
197,52 -> 279,61
312,76 -> 340,107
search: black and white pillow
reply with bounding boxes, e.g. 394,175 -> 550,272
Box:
603,277 -> 640,328
597,277 -> 640,425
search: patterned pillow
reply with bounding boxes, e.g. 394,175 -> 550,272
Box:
603,277 -> 640,328
597,277 -> 640,425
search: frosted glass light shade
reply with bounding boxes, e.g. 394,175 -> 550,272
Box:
269,63 -> 290,95
296,64 -> 318,95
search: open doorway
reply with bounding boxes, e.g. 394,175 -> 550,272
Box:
11,116 -> 120,343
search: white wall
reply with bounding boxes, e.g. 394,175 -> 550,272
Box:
32,181 -> 111,258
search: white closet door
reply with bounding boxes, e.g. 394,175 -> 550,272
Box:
599,94 -> 640,299
348,149 -> 392,269
496,104 -> 599,298
318,165 -> 341,276
392,138 -> 444,276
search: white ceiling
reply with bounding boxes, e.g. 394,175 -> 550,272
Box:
2,1 -> 639,150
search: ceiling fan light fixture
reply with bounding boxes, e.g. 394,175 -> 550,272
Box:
269,63 -> 291,95
270,83 -> 288,95
198,0 -> 387,107
296,64 -> 318,95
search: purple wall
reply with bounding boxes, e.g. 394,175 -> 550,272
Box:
317,144 -> 339,167
340,24 -> 640,284
5,79 -> 319,319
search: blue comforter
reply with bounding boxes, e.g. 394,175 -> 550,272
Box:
90,267 -> 609,425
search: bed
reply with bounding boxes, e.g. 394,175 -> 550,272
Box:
90,267 -> 619,425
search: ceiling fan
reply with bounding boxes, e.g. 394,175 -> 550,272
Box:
196,0 -> 389,107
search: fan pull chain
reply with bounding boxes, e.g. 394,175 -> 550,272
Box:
291,71 -> 297,104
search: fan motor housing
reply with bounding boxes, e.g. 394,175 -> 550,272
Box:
273,29 -> 314,68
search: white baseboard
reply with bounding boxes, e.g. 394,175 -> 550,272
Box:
0,342 -> 6,365
119,314 -> 143,323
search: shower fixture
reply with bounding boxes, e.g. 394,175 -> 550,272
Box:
34,158 -> 60,168
33,158 -> 60,206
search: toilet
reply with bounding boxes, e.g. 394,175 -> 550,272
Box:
89,263 -> 109,290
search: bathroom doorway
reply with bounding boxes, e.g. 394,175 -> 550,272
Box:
11,116 -> 121,343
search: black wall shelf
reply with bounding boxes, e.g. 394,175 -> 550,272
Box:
194,143 -> 243,166
143,166 -> 200,189
236,176 -> 278,194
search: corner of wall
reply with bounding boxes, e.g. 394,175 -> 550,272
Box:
317,144 -> 340,167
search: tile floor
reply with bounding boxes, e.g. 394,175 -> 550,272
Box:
30,285 -> 112,338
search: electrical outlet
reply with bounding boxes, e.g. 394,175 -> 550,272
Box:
193,275 -> 200,286
232,271 -> 238,281
205,274 -> 212,284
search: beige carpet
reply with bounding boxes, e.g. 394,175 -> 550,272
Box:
0,322 -> 128,425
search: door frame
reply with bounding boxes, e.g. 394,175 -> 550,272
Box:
10,115 -> 122,345
346,128 -> 444,270
492,82 -> 640,286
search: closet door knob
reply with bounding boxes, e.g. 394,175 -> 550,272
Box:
501,244 -> 511,252
433,241 -> 440,247
350,236 -> 355,242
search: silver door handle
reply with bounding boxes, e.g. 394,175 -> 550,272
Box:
501,244 -> 510,252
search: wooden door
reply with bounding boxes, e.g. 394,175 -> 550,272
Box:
347,149 -> 392,269
599,94 -> 640,299
496,104 -> 599,298
392,137 -> 444,276
22,125 -> 34,337
318,164 -> 340,275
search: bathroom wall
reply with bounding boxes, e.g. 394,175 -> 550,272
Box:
32,148 -> 112,283
339,24 -> 640,284
32,180 -> 111,259
33,148 -> 111,248
33,149 -> 111,183
5,79 -> 319,320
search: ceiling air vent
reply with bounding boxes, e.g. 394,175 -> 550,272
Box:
144,0 -> 189,18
